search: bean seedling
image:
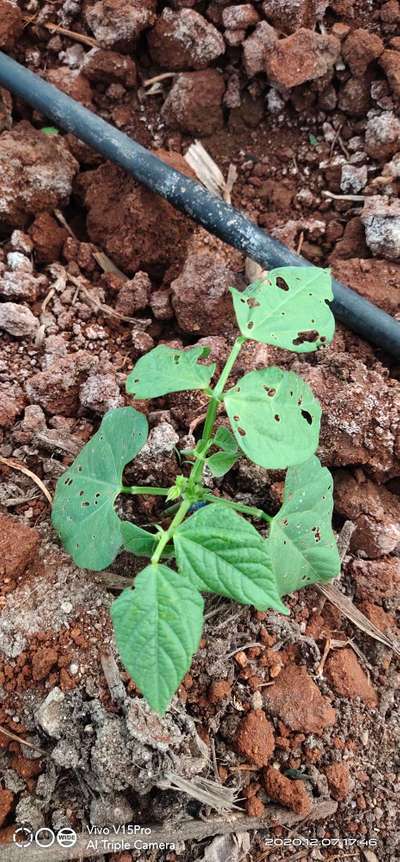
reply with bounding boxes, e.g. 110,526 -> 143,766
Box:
52,266 -> 340,713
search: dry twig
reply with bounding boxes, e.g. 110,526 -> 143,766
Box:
67,272 -> 150,326
100,653 -> 126,704
159,772 -> 240,811
53,209 -> 77,239
0,724 -> 47,757
1,800 -> 338,861
43,22 -> 99,49
296,230 -> 304,255
92,250 -> 128,280
317,582 -> 400,655
224,642 -> 264,660
41,287 -> 56,315
184,140 -> 237,203
2,492 -> 39,508
321,190 -> 365,202
143,71 -> 178,86
0,456 -> 52,505
53,216 -> 127,279
337,519 -> 356,562
329,122 -> 343,157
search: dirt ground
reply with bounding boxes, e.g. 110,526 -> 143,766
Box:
0,1 -> 399,861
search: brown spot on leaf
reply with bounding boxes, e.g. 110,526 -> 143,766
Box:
276,276 -> 289,291
293,329 -> 319,345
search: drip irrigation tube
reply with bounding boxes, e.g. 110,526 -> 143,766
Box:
0,50 -> 400,358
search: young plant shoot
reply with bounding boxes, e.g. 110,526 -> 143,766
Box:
52,266 -> 340,714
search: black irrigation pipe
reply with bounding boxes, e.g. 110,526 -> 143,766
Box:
1,51 -> 400,359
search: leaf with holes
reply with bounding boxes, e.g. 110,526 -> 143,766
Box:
52,407 -> 148,570
213,426 -> 238,454
268,456 -> 340,595
206,450 -> 238,477
126,345 -> 216,398
231,266 -> 334,353
174,503 -> 288,613
224,367 -> 321,469
111,564 -> 204,713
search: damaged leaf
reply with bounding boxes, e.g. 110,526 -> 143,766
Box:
224,367 -> 321,468
52,407 -> 148,570
126,345 -> 216,398
268,456 -> 340,595
231,266 -> 334,352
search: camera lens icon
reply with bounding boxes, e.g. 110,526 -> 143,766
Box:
13,827 -> 33,848
57,828 -> 77,848
35,828 -> 55,848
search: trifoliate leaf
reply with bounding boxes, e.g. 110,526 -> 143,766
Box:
52,408 -> 148,570
174,503 -> 288,613
111,564 -> 204,713
126,345 -> 216,398
268,456 -> 340,595
224,367 -> 321,469
231,266 -> 334,353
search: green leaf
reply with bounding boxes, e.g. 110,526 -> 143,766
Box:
224,367 -> 321,469
111,564 -> 204,713
41,126 -> 59,136
126,345 -> 216,398
206,451 -> 238,477
268,456 -> 340,595
52,407 -> 148,570
174,503 -> 288,613
213,426 -> 238,453
231,266 -> 334,353
121,521 -> 158,557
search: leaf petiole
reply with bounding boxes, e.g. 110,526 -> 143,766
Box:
151,498 -> 192,565
203,493 -> 273,524
120,486 -> 170,496
213,335 -> 246,398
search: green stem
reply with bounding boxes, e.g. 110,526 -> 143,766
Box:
148,336 -> 248,562
213,335 -> 245,399
121,486 -> 170,496
204,493 -> 272,524
189,399 -> 219,486
189,336 -> 245,487
151,498 -> 192,564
